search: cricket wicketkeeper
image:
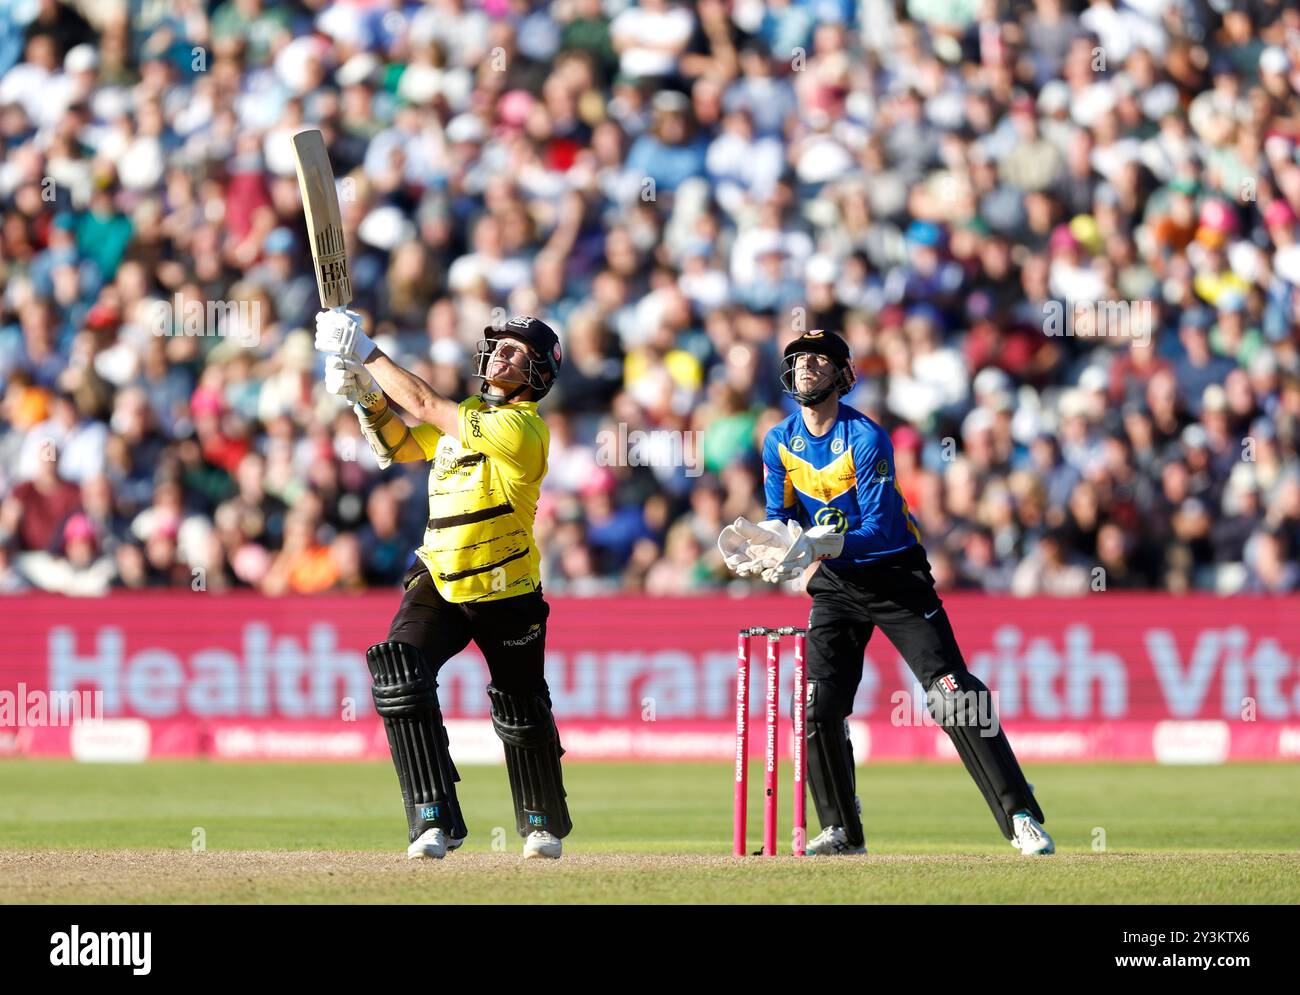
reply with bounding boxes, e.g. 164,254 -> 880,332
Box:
315,310 -> 571,860
719,330 -> 1053,856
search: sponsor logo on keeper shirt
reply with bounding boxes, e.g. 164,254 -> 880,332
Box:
814,507 -> 847,533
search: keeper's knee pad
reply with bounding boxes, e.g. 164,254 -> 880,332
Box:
925,669 -> 1043,839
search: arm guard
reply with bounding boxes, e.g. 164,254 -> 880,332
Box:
356,400 -> 412,470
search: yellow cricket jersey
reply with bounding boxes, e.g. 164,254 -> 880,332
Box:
409,397 -> 548,603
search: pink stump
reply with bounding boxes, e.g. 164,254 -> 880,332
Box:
763,633 -> 780,857
792,632 -> 807,855
733,630 -> 750,856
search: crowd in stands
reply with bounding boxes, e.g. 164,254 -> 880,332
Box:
1,0 -> 1299,597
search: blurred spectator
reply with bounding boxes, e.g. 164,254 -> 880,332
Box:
2,456 -> 80,552
611,0 -> 695,84
625,90 -> 708,195
1243,529 -> 1299,593
17,511 -> 115,595
262,512 -> 339,596
1011,531 -> 1092,596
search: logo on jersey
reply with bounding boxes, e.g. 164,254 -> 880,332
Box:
503,623 -> 543,647
791,436 -> 807,453
831,438 -> 845,455
814,507 -> 847,534
432,450 -> 456,480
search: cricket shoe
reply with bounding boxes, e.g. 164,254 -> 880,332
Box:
1010,811 -> 1054,855
522,830 -> 563,860
805,826 -> 867,855
406,828 -> 465,860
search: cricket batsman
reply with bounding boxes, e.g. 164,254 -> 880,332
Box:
315,310 -> 571,860
718,330 -> 1054,856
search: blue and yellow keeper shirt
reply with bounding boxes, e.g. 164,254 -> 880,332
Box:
409,397 -> 547,603
762,402 -> 921,565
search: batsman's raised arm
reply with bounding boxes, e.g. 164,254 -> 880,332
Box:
316,309 -> 460,440
322,356 -> 427,467
363,350 -> 460,440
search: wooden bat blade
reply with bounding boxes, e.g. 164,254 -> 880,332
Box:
292,129 -> 352,309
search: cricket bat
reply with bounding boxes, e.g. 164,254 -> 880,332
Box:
292,129 -> 352,310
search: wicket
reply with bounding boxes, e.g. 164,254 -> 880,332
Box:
733,626 -> 807,856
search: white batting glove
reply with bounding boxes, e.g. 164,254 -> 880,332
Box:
314,308 -> 376,362
760,524 -> 845,583
324,355 -> 377,406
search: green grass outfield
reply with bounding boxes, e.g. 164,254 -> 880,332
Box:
2,760 -> 1298,903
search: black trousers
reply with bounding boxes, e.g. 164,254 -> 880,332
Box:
804,544 -> 1041,839
804,544 -> 965,700
388,559 -> 551,695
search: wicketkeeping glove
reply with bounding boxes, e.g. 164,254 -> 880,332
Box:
717,517 -> 798,577
315,308 -> 377,363
760,524 -> 845,583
